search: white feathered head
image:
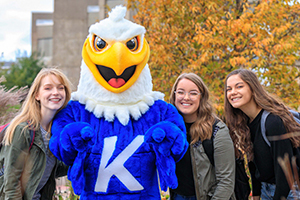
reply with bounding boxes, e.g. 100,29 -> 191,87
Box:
72,5 -> 164,125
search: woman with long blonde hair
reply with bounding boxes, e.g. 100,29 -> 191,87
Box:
169,73 -> 235,200
225,68 -> 300,200
0,68 -> 71,199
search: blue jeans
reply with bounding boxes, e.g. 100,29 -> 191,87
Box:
173,193 -> 197,200
261,182 -> 300,200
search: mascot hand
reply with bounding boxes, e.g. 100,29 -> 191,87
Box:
61,122 -> 95,153
145,121 -> 188,191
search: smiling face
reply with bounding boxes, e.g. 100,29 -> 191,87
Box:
226,74 -> 256,111
174,78 -> 200,123
35,74 -> 66,117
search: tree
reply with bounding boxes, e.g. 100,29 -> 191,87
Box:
1,52 -> 45,89
127,0 -> 300,115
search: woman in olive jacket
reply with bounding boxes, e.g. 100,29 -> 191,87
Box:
169,73 -> 236,200
0,68 -> 71,200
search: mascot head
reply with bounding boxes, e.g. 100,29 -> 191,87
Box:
72,5 -> 164,125
82,5 -> 150,93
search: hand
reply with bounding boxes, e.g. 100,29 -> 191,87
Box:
60,122 -> 95,194
145,121 -> 188,191
60,122 -> 95,152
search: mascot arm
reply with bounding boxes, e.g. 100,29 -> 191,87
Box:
50,104 -> 95,196
50,107 -> 95,166
145,103 -> 188,191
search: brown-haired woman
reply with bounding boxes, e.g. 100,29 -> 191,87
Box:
225,68 -> 300,200
169,72 -> 235,200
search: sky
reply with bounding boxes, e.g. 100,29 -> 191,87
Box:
0,0 -> 53,61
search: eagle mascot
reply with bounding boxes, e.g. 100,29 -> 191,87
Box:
49,5 -> 188,200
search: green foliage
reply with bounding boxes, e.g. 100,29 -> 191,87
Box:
128,0 -> 300,116
1,52 -> 45,89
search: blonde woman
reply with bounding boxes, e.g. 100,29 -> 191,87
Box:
0,68 -> 71,200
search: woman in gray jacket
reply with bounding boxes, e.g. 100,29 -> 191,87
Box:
169,73 -> 236,200
0,68 -> 71,199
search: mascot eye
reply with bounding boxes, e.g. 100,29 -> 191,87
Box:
126,37 -> 138,51
94,36 -> 107,51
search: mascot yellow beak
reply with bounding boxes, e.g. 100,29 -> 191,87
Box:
82,34 -> 150,93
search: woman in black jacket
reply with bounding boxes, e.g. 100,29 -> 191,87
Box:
224,69 -> 300,200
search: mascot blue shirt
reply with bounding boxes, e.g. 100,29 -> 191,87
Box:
49,5 -> 188,200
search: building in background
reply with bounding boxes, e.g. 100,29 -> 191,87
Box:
31,0 -> 135,90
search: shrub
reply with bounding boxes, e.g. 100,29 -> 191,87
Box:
0,76 -> 28,124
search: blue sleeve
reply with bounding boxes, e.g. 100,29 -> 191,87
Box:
160,101 -> 188,162
50,102 -> 81,165
144,101 -> 188,191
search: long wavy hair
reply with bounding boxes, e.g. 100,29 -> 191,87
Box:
170,73 -> 217,144
224,69 -> 300,160
3,68 -> 72,145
